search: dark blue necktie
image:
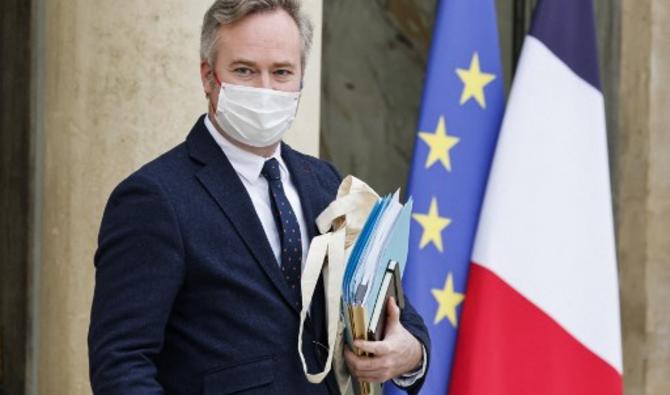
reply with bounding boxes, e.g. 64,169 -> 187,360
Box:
261,158 -> 302,305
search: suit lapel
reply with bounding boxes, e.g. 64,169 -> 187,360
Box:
281,145 -> 320,241
187,117 -> 300,313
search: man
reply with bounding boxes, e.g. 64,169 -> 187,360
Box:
88,1 -> 430,394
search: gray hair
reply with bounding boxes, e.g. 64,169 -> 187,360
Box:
200,0 -> 314,70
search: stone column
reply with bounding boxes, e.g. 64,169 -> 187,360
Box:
286,0 -> 322,156
31,1 -> 322,393
644,0 -> 670,392
617,0 -> 670,394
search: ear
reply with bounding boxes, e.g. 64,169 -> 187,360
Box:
200,60 -> 215,98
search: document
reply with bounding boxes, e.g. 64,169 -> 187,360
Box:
341,191 -> 412,395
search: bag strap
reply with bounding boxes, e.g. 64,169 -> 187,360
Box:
298,228 -> 345,383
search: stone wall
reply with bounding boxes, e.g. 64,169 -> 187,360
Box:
617,1 -> 670,393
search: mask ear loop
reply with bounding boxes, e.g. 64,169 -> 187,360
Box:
208,71 -> 223,114
213,71 -> 223,87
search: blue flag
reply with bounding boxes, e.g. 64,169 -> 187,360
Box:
385,1 -> 505,393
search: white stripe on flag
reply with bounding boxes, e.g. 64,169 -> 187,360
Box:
472,36 -> 622,373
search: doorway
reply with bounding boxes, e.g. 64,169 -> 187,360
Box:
0,0 -> 32,394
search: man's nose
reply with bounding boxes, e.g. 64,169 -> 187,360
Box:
259,72 -> 273,90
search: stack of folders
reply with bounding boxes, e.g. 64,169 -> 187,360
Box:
342,190 -> 413,395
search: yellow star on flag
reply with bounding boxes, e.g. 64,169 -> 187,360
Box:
432,272 -> 465,327
456,52 -> 496,108
412,197 -> 451,252
418,116 -> 460,172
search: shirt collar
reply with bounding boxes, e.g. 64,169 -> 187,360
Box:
204,115 -> 286,183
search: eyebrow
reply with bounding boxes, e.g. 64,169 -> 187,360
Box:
229,58 -> 296,69
272,61 -> 296,69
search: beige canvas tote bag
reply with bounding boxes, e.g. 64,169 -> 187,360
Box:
297,176 -> 380,395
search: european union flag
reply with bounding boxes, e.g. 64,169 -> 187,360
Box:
385,1 -> 505,393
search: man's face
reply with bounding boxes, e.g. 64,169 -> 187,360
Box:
201,9 -> 303,106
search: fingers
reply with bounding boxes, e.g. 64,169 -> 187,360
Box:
350,298 -> 400,356
386,296 -> 401,325
344,347 -> 394,383
353,339 -> 391,356
344,347 -> 374,372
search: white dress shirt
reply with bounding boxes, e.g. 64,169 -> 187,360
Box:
205,116 -> 309,268
205,116 -> 425,387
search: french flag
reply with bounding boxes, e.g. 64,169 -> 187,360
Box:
448,0 -> 623,394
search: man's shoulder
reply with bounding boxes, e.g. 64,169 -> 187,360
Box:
125,115 -> 208,186
137,142 -> 191,178
108,138 -> 196,204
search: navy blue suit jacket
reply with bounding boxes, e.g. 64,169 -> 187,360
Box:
88,116 -> 430,395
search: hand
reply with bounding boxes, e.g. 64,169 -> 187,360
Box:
344,297 -> 423,383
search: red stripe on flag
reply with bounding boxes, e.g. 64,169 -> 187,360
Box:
449,263 -> 622,395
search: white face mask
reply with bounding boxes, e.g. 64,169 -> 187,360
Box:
213,82 -> 301,148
